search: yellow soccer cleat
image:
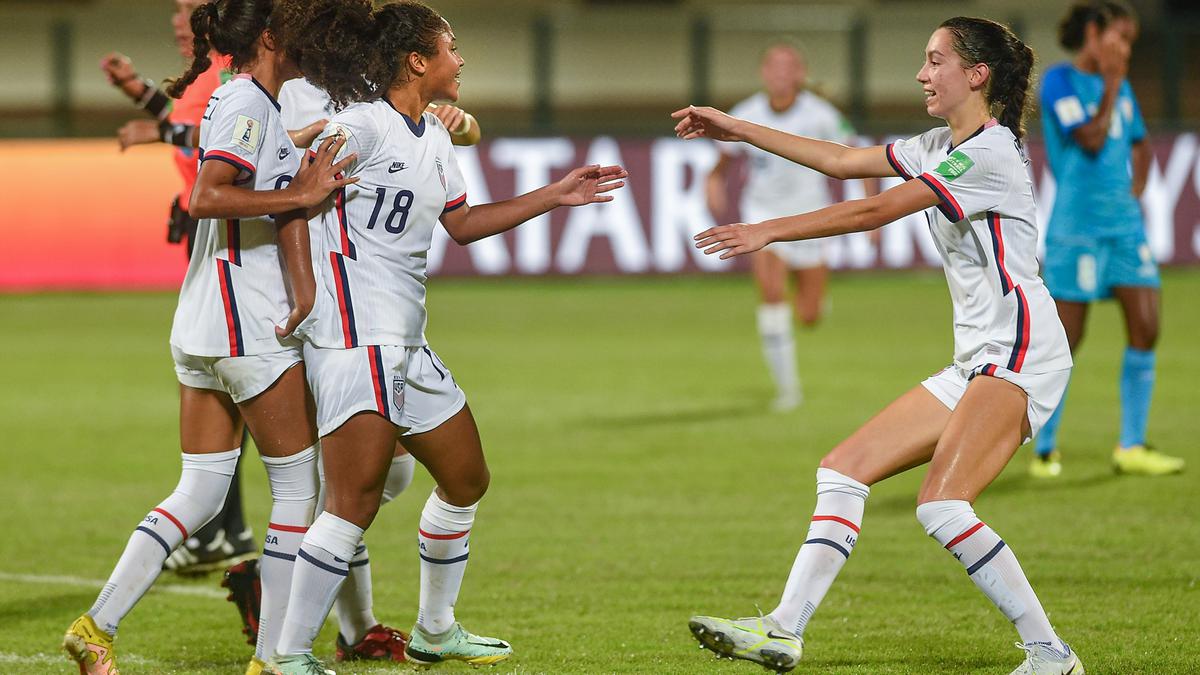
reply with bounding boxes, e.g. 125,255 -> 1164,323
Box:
1029,451 -> 1063,479
63,614 -> 120,675
1113,445 -> 1185,476
246,656 -> 265,675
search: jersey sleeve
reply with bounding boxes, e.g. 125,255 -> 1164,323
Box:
884,131 -> 925,180
200,86 -> 272,183
915,142 -> 1009,222
1040,66 -> 1089,135
314,107 -> 378,178
1125,82 -> 1147,143
442,143 -> 468,214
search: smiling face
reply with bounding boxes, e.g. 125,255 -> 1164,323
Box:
422,27 -> 464,102
916,28 -> 988,120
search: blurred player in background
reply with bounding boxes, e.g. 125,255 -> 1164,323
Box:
706,41 -> 857,411
100,0 -> 261,576
63,1 -> 354,672
680,16 -> 1085,675
1031,0 -> 1183,478
264,1 -> 624,672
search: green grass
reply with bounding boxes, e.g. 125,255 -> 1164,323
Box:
2,271 -> 1197,674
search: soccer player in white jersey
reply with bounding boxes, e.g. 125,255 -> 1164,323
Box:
62,2 -> 355,674
676,17 -> 1084,675
707,41 -> 857,411
264,2 -> 626,673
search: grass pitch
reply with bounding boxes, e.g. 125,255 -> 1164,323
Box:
1,271 -> 1197,674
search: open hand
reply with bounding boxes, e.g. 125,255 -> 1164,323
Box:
1097,31 -> 1130,82
288,133 -> 358,208
275,302 -> 313,338
671,105 -> 744,142
117,119 -> 160,151
694,223 -> 770,259
288,119 -> 328,150
555,164 -> 628,207
100,52 -> 144,99
429,103 -> 468,135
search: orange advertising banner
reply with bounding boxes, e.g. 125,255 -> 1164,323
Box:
0,140 -> 190,291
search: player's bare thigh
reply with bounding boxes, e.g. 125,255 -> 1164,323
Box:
918,375 -> 1027,504
820,385 -> 950,486
751,249 -> 788,304
402,404 -> 490,508
792,265 -> 828,327
237,363 -> 318,458
179,384 -> 243,454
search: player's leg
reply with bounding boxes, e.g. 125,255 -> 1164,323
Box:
791,263 -> 828,329
401,404 -> 511,666
1111,284 -> 1181,474
1030,299 -> 1087,476
752,249 -> 800,410
690,383 -> 950,670
234,362 -> 321,665
66,382 -> 242,674
916,373 -> 1082,673
165,434 -> 256,575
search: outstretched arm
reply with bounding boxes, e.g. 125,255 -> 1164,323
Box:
672,105 -> 895,180
440,164 -> 627,245
695,178 -> 939,259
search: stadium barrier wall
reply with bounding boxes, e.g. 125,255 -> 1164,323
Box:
2,134 -> 1198,290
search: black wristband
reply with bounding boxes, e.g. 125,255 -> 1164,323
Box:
159,120 -> 195,148
140,85 -> 171,120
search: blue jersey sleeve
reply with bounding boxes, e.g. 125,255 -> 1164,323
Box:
1125,81 -> 1147,143
1040,65 -> 1089,134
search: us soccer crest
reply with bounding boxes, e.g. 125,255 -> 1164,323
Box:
393,376 -> 406,411
436,158 -> 447,190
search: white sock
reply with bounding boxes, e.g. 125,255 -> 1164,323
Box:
769,468 -> 869,637
916,500 -> 1060,647
275,512 -> 363,656
335,454 -> 415,644
757,303 -> 799,400
255,445 -> 319,661
88,448 -> 240,635
417,491 -> 476,635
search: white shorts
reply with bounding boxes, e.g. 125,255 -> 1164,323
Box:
171,345 -> 303,403
921,364 -> 1070,444
763,240 -> 825,269
304,343 -> 466,438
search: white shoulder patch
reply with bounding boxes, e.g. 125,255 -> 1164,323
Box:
232,114 -> 263,153
1053,96 -> 1086,127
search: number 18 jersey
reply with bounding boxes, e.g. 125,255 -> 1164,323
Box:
306,99 -> 467,349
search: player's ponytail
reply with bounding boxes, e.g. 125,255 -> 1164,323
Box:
939,17 -> 1036,141
167,0 -> 276,99
1057,1 -> 1135,51
366,2 -> 448,93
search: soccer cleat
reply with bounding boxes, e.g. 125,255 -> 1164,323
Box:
1009,641 -> 1085,674
770,390 -> 802,413
222,558 -> 262,646
265,653 -> 334,675
245,657 -> 265,675
1113,445 -> 1185,476
164,527 -> 257,575
1029,451 -> 1063,479
688,614 -> 803,673
405,622 -> 512,667
63,614 -> 120,675
335,623 -> 409,662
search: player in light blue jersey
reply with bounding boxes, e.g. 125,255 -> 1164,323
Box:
1032,0 -> 1183,478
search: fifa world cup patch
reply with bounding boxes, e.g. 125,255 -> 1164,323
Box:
934,150 -> 975,182
232,114 -> 263,153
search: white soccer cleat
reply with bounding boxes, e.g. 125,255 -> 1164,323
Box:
688,614 -> 803,673
1009,641 -> 1085,675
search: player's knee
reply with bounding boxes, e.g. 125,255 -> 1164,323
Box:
1131,322 -> 1158,350
819,449 -> 870,485
441,467 -> 490,506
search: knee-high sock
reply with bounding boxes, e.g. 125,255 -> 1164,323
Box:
417,491 -> 477,635
334,454 -> 416,644
1034,376 -> 1071,458
916,500 -> 1059,647
769,468 -> 869,637
1119,347 -> 1156,448
88,448 -> 240,635
275,512 -> 363,656
757,303 -> 799,399
191,430 -> 250,545
255,445 -> 319,661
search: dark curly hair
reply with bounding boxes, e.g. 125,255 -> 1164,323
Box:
168,0 -> 306,98
298,0 -> 450,110
938,17 -> 1036,140
1058,1 -> 1136,51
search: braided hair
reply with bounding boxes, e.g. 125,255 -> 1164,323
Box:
167,0 -> 275,98
938,17 -> 1036,140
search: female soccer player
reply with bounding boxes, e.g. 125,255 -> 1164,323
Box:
1031,0 -> 1182,478
676,17 -> 1084,675
264,1 -> 625,672
706,41 -> 857,411
63,2 -> 353,673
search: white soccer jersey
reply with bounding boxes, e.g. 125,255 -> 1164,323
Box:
279,78 -> 334,131
170,74 -> 301,357
727,91 -> 850,219
305,99 -> 467,349
886,121 -> 1072,375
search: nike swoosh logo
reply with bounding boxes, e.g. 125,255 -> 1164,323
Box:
467,639 -> 509,649
766,631 -> 797,641
389,162 -> 406,173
